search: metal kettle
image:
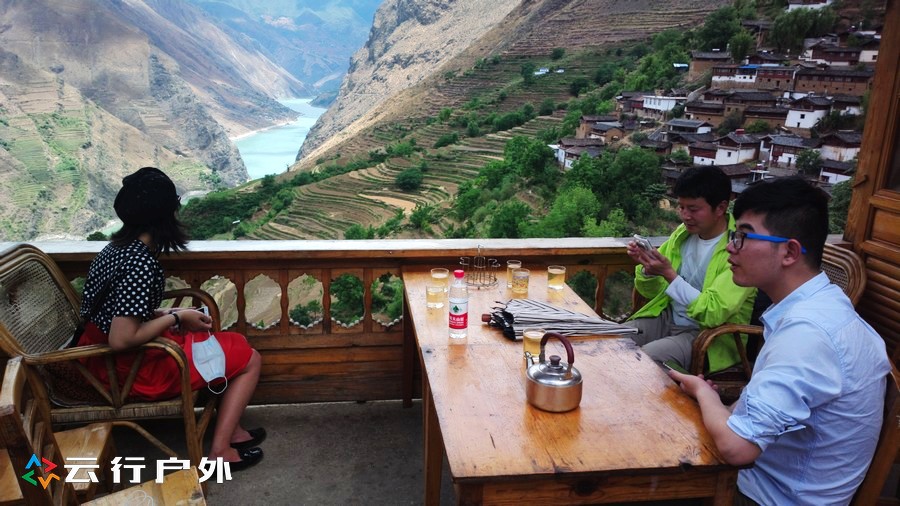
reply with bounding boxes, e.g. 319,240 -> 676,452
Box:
524,332 -> 583,412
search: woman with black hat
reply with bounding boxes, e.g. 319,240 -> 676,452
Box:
77,167 -> 264,471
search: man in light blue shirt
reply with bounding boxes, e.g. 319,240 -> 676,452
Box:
668,177 -> 889,505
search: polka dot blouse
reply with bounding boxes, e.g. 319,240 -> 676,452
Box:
81,240 -> 164,335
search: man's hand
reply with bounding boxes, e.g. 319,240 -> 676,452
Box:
667,369 -> 718,399
666,368 -> 761,465
627,241 -> 677,281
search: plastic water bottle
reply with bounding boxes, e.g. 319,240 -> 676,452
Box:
448,269 -> 468,339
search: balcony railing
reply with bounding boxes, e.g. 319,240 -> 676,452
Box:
19,238 -> 637,404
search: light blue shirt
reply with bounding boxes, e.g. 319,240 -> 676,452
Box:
727,272 -> 889,506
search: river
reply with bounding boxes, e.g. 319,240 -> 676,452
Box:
234,98 -> 326,180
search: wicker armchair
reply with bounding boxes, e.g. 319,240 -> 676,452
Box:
690,243 -> 868,399
0,357 -> 206,505
0,243 -> 219,473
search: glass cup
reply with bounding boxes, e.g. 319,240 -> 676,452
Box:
426,284 -> 445,308
506,260 -> 522,288
430,268 -> 450,293
523,327 -> 546,360
547,265 -> 566,290
511,268 -> 530,295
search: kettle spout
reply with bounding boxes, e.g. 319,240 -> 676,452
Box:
524,351 -> 535,368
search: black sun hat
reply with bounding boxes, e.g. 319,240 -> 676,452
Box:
113,167 -> 180,226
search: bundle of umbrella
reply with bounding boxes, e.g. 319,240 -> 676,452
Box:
483,299 -> 638,341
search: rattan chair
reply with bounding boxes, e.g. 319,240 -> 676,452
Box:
851,363 -> 900,505
0,243 -> 219,474
690,244 -> 868,397
0,357 -> 206,505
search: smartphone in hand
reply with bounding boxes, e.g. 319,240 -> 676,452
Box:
663,360 -> 688,374
632,234 -> 653,251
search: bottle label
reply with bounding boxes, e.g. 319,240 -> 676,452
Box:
449,300 -> 468,329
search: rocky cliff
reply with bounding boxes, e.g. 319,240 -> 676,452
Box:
297,0 -> 521,159
297,0 -> 731,163
0,0 -> 308,239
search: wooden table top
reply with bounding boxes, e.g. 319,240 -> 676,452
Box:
402,267 -> 729,483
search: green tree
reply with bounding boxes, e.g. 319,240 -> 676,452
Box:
717,111 -> 744,135
329,274 -> 364,325
521,62 -> 536,85
488,201 -> 531,238
522,186 -> 601,238
538,98 -> 556,116
551,48 -> 565,60
396,168 -> 424,191
433,132 -> 459,148
729,30 -> 755,63
829,177 -> 853,233
504,136 -> 556,185
569,77 -> 590,97
583,208 -> 629,237
770,7 -> 837,53
745,120 -> 773,134
344,224 -> 376,239
670,148 -> 691,164
796,149 -> 823,177
86,231 -> 107,241
290,300 -> 323,327
409,204 -> 436,232
697,6 -> 741,51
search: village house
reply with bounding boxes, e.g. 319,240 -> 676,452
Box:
714,130 -> 761,165
722,90 -> 779,116
688,50 -> 731,81
640,94 -> 686,120
666,118 -> 713,136
711,65 -> 763,89
819,159 -> 855,184
793,67 -> 874,96
744,106 -> 789,130
787,0 -> 833,10
806,42 -> 863,67
820,131 -> 863,162
589,121 -> 625,143
553,138 -> 604,169
689,141 -> 718,165
615,91 -> 649,115
755,65 -> 796,92
576,115 -> 618,138
786,95 -> 832,133
746,51 -> 787,66
760,134 -> 822,168
831,94 -> 863,115
857,36 -> 881,65
638,138 -> 672,155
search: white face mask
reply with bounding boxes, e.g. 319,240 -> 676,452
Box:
191,333 -> 227,394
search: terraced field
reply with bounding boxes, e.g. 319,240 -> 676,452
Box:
502,0 -> 731,57
249,114 -> 563,240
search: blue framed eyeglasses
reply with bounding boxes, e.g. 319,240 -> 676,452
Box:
730,230 -> 807,254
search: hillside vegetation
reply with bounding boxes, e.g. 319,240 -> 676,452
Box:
180,0 -> 880,243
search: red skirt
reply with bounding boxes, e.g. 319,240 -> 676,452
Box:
79,322 -> 254,400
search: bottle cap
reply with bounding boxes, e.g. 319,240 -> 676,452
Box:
453,269 -> 464,278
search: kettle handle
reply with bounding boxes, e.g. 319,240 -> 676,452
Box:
539,332 -> 575,365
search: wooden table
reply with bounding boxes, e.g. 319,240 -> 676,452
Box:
402,267 -> 737,505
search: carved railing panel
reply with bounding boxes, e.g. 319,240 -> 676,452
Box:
35,238 -> 637,403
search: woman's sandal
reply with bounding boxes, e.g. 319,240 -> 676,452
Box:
231,427 -> 267,450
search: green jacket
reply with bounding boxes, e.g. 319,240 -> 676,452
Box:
629,215 -> 756,372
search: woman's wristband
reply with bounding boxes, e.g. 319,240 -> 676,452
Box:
170,311 -> 180,328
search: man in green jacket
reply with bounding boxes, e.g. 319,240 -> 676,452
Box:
626,166 -> 756,372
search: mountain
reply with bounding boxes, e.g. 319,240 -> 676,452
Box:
0,0 -> 309,240
187,0 -> 382,94
298,0 -> 730,162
